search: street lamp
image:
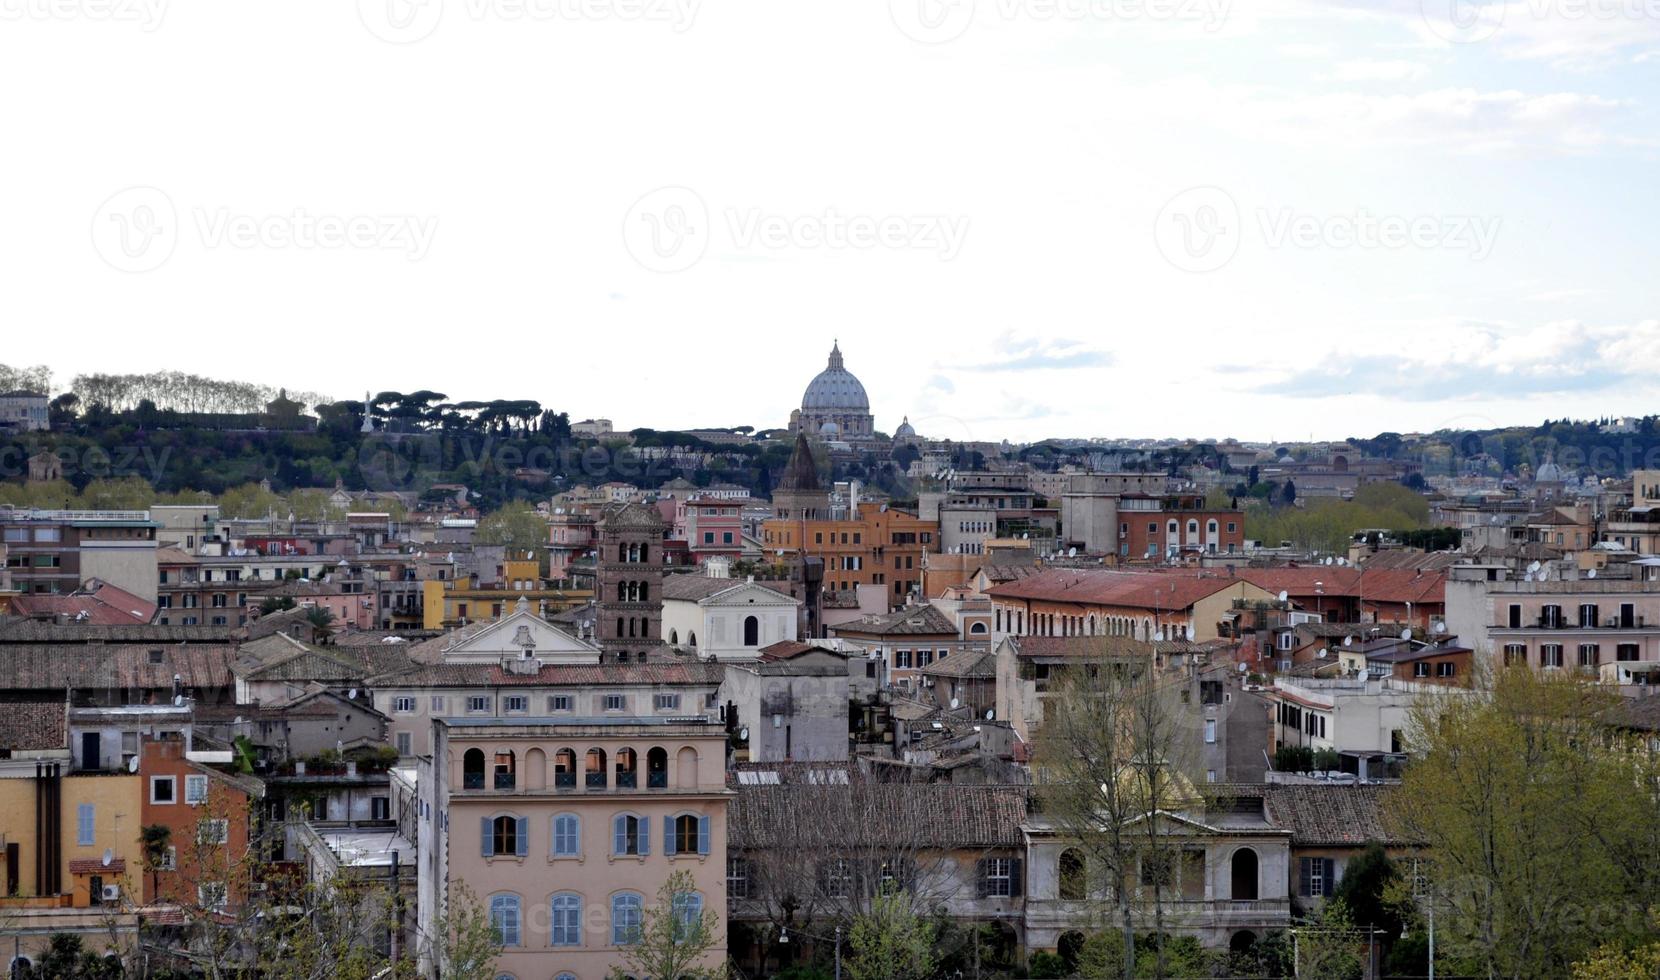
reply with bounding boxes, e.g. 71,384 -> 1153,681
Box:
778,923 -> 842,980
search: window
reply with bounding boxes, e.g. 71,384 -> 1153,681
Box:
1503,643 -> 1528,666
552,813 -> 580,856
198,882 -> 227,909
1298,857 -> 1337,898
1204,719 -> 1216,744
667,813 -> 710,855
728,857 -> 750,899
655,693 -> 681,711
612,893 -> 644,945
550,893 -> 582,946
979,857 -> 1019,897
671,892 -> 704,940
197,819 -> 229,845
1508,603 -> 1522,628
1437,661 -> 1456,677
821,858 -> 855,898
482,815 -> 527,857
393,696 -> 416,714
158,847 -> 176,871
430,695 -> 446,712
504,695 -> 528,713
489,894 -> 522,946
77,803 -> 95,845
1414,662 -> 1431,678
1541,644 -> 1564,669
185,774 -> 208,804
549,694 -> 574,712
396,732 -> 413,756
1578,644 -> 1601,667
613,814 -> 649,856
1058,848 -> 1086,901
605,694 -> 626,712
150,776 -> 176,804
467,696 -> 490,713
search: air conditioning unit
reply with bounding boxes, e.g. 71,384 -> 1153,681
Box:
101,884 -> 121,902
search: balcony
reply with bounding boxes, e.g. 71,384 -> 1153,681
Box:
463,773 -> 485,790
494,772 -> 516,790
554,771 -> 576,789
647,769 -> 669,789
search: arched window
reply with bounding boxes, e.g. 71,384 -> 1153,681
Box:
483,814 -> 526,857
462,748 -> 485,790
1231,847 -> 1259,900
671,891 -> 704,941
555,974 -> 577,980
1059,848 -> 1086,901
627,618 -> 636,638
612,892 -> 644,945
550,893 -> 582,946
639,544 -> 648,563
688,631 -> 697,647
669,629 -> 679,645
616,617 -> 624,638
1208,519 -> 1219,535
554,748 -> 577,789
616,581 -> 628,602
488,893 -> 521,946
666,812 -> 710,855
647,747 -> 669,788
493,749 -> 516,790
586,748 -> 608,789
524,747 -> 545,791
552,813 -> 579,856
613,813 -> 649,856
676,746 -> 699,789
743,615 -> 759,647
615,748 -> 638,788
971,622 -> 988,635
638,582 -> 648,602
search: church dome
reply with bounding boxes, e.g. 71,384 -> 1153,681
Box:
894,415 -> 916,438
801,343 -> 870,412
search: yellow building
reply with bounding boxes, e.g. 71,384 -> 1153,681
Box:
421,557 -> 592,630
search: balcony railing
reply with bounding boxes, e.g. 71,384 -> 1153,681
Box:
617,771 -> 637,789
586,771 -> 607,789
554,772 -> 576,789
647,770 -> 668,789
494,772 -> 516,790
463,773 -> 484,790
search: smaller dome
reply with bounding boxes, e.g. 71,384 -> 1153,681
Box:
895,416 -> 916,438
1278,454 -> 1296,464
1536,461 -> 1563,482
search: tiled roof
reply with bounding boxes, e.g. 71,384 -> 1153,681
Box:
69,858 -> 126,875
1235,567 -> 1446,606
986,568 -> 1251,611
1005,635 -> 1226,660
977,564 -> 1041,584
1267,784 -> 1414,846
729,783 -> 1029,849
0,620 -> 236,645
7,580 -> 157,626
0,698 -> 67,750
832,604 -> 957,638
918,649 -> 995,679
661,576 -> 746,602
0,645 -> 233,691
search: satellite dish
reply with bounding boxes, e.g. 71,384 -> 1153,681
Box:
1342,636 -> 1353,646
1317,648 -> 1328,659
1528,560 -> 1542,573
1588,568 -> 1597,579
1184,624 -> 1195,640
1400,628 -> 1413,641
1278,591 -> 1289,602
739,727 -> 750,741
127,756 -> 139,773
1337,558 -> 1347,566
1067,547 -> 1077,558
1237,662 -> 1248,673
173,695 -> 185,707
348,689 -> 358,700
1324,557 -> 1333,565
950,698 -> 960,709
985,709 -> 995,720
1434,621 -> 1447,634
101,848 -> 113,867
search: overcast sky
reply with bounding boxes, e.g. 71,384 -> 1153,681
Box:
4,0 -> 1657,444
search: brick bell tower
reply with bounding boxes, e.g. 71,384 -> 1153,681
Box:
594,502 -> 667,664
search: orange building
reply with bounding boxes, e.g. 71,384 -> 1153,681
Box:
137,735 -> 260,907
762,434 -> 940,607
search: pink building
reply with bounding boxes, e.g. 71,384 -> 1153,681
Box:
420,717 -> 730,979
679,497 -> 743,564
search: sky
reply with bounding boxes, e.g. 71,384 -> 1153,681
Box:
3,0 -> 1657,445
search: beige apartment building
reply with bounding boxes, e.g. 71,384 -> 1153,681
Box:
419,717 -> 730,980
1446,571 -> 1660,673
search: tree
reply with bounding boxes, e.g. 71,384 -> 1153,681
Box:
1280,479 -> 1297,506
610,869 -> 725,980
1292,899 -> 1366,980
1331,842 -> 1407,961
474,501 -> 549,562
845,887 -> 936,980
1033,637 -> 1197,980
1573,940 -> 1660,979
1388,667 -> 1660,978
16,933 -> 122,980
303,605 -> 337,636
141,823 -> 173,902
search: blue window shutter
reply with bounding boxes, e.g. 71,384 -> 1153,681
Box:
638,818 -> 650,855
698,814 -> 710,855
515,817 -> 529,857
481,817 -> 493,857
664,815 -> 676,856
77,804 -> 94,846
614,815 -> 626,855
